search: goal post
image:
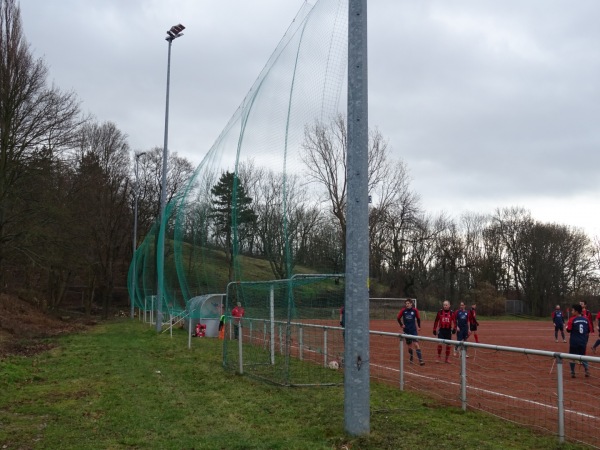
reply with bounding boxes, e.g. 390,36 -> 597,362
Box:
369,298 -> 424,320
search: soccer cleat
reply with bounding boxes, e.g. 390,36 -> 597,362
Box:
585,370 -> 590,378
409,355 -> 414,363
563,340 -> 566,343
436,356 -> 441,363
419,361 -> 425,366
444,358 -> 450,363
571,373 -> 576,378
555,339 -> 558,343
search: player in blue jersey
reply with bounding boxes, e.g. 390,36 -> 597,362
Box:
453,302 -> 470,357
397,298 -> 424,366
566,304 -> 592,378
552,305 -> 566,343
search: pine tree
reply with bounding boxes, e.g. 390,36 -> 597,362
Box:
210,171 -> 256,280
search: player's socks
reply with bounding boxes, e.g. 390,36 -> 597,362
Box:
416,349 -> 423,363
408,349 -> 413,362
474,335 -> 479,343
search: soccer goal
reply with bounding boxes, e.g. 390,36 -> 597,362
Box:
222,274 -> 345,387
369,297 -> 423,320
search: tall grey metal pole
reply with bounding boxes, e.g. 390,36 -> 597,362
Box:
131,152 -> 145,319
157,24 -> 184,332
344,0 -> 369,436
156,38 -> 172,332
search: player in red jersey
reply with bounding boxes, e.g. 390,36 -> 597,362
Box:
231,302 -> 245,339
468,303 -> 480,343
592,310 -> 600,353
433,300 -> 455,363
579,301 -> 595,334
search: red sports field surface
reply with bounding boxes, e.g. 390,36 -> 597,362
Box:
368,319 -> 600,448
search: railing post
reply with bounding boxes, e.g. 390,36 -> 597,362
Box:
150,296 -> 154,325
279,324 -> 283,354
556,355 -> 565,444
238,321 -> 243,375
299,326 -> 304,361
270,285 -> 275,364
188,318 -> 192,349
460,344 -> 467,411
399,336 -> 404,391
324,328 -> 328,366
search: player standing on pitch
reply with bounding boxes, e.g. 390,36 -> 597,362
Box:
552,305 -> 567,343
433,300 -> 454,363
591,310 -> 600,353
468,303 -> 480,343
453,302 -> 470,357
566,304 -> 592,378
580,300 -> 595,334
397,298 -> 425,366
231,302 -> 245,340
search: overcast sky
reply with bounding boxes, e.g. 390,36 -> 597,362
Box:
19,0 -> 600,237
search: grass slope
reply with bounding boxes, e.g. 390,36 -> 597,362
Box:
0,320 -> 585,449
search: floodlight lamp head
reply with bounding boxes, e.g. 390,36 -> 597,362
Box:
165,23 -> 185,41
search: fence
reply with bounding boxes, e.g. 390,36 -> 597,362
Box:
225,321 -> 600,448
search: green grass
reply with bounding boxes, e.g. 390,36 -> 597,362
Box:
0,320 -> 586,450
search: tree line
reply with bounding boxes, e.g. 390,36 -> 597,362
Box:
2,0 -> 599,317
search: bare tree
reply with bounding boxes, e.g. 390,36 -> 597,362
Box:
300,113 -> 392,255
137,147 -> 195,224
0,0 -> 84,284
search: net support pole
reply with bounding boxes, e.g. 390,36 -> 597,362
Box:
270,284 -> 275,365
344,0 -> 370,436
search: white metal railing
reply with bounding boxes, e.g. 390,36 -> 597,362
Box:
230,318 -> 600,447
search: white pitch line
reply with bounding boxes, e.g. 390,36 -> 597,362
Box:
370,362 -> 598,420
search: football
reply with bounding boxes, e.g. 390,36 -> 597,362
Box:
328,360 -> 339,370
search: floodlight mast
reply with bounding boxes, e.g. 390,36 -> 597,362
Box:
157,23 -> 184,332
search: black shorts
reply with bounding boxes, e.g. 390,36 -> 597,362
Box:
569,344 -> 586,356
470,324 -> 478,332
554,324 -> 564,330
437,328 -> 452,340
403,329 -> 418,345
